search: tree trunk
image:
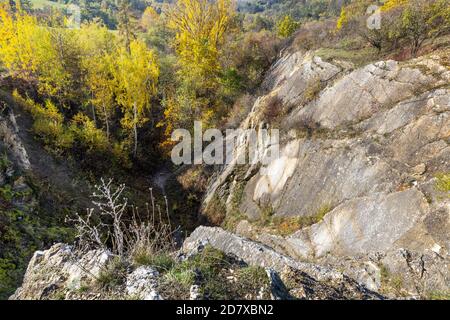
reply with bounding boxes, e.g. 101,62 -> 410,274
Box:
91,104 -> 97,126
133,102 -> 138,157
103,102 -> 110,139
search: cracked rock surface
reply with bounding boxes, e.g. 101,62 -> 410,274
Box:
202,48 -> 450,297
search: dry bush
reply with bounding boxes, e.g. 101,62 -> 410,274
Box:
262,94 -> 284,124
177,167 -> 210,193
225,94 -> 256,128
202,193 -> 227,226
303,76 -> 324,103
224,30 -> 281,90
291,20 -> 336,52
288,115 -> 322,138
67,178 -> 176,263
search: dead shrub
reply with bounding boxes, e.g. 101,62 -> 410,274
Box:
67,178 -> 176,265
291,20 -> 336,52
224,30 -> 281,90
226,94 -> 256,128
262,95 -> 284,124
303,76 -> 324,103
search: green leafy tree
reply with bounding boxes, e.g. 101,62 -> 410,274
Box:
400,0 -> 450,56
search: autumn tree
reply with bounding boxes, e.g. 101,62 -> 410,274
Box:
140,6 -> 158,31
399,0 -> 450,56
0,3 -> 41,80
78,21 -> 118,138
117,0 -> 135,53
168,0 -> 233,91
158,0 -> 234,149
336,0 -> 399,53
38,27 -> 82,105
0,4 -> 82,105
113,40 -> 159,157
276,15 -> 299,38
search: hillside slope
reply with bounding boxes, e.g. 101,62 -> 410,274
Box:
8,46 -> 450,300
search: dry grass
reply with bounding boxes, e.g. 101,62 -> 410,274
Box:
262,94 -> 284,124
255,204 -> 333,236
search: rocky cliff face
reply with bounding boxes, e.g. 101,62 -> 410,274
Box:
0,94 -> 76,298
8,48 -> 450,300
202,48 -> 450,298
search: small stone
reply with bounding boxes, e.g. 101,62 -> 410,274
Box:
412,163 -> 426,176
189,285 -> 202,300
126,266 -> 160,300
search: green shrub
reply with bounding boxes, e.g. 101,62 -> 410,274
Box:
69,113 -> 109,154
15,94 -> 75,155
236,266 -> 269,293
0,152 -> 11,171
170,247 -> 270,300
257,203 -> 332,236
160,246 -> 228,298
0,185 -> 14,202
164,268 -> 196,289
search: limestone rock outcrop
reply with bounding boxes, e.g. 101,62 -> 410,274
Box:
10,244 -> 114,300
202,48 -> 450,297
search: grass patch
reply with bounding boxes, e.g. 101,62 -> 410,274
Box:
159,246 -> 269,300
303,77 -> 324,103
315,47 -> 378,67
428,291 -> 450,300
256,204 -> 332,236
222,180 -> 248,231
435,173 -> 450,193
379,264 -> 408,297
96,258 -> 128,291
132,252 -> 174,272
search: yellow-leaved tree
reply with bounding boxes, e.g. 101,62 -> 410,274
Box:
0,3 -> 42,80
141,6 -> 159,31
113,40 -> 159,157
0,4 -> 78,105
381,0 -> 409,12
335,0 -> 373,31
158,0 -> 233,151
168,0 -> 233,90
277,15 -> 299,38
78,22 -> 118,139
